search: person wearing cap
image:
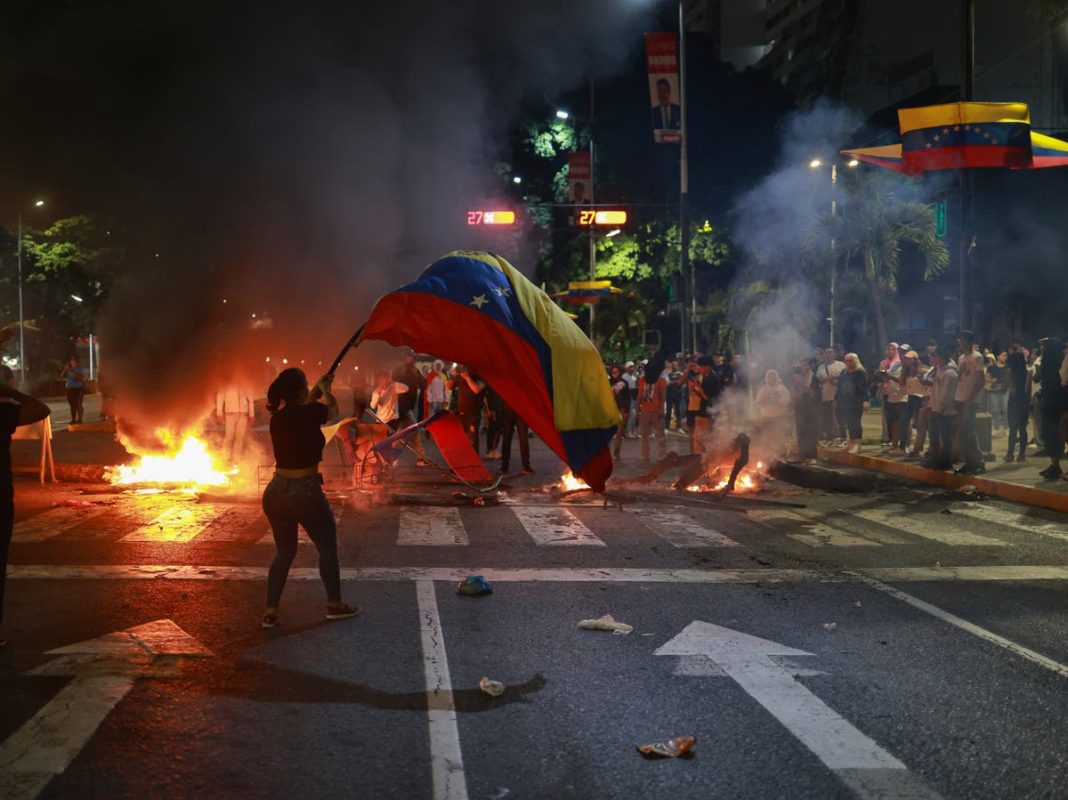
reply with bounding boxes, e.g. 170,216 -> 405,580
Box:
877,343 -> 900,446
953,330 -> 986,474
890,349 -> 923,455
882,344 -> 909,455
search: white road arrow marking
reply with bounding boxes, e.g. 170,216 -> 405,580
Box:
0,620 -> 211,800
655,621 -> 941,799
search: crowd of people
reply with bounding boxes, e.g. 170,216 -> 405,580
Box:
602,330 -> 1068,478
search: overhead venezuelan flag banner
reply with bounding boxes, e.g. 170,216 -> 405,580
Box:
843,102 -> 1068,175
359,251 -> 620,491
899,102 -> 1032,173
552,280 -> 624,306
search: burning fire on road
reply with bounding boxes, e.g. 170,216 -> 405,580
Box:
105,431 -> 237,493
685,461 -> 766,494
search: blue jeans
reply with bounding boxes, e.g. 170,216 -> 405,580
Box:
987,390 -> 1007,430
263,474 -> 340,607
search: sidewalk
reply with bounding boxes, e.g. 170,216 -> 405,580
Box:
820,406 -> 1068,513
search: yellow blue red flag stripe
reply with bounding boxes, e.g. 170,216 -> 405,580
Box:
359,251 -> 620,490
897,102 -> 1032,172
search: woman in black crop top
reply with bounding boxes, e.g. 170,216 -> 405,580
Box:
261,368 -> 358,629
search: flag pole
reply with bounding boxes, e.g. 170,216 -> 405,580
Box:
327,323 -> 366,376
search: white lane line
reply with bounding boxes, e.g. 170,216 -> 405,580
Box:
849,507 -> 1008,547
399,508 -> 468,546
747,509 -> 894,548
12,506 -> 109,542
415,580 -> 468,800
191,507 -> 267,543
511,506 -> 605,546
6,565 -> 821,584
855,573 -> 1068,679
120,506 -> 224,543
255,500 -> 345,545
637,509 -> 740,548
0,674 -> 135,799
951,502 -> 1068,544
862,565 -> 1068,582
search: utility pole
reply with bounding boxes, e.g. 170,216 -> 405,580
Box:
588,79 -> 597,337
959,0 -> 975,332
679,0 -> 694,355
15,212 -> 26,388
829,163 -> 838,348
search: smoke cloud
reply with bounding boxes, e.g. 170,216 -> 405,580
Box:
73,1 -> 654,448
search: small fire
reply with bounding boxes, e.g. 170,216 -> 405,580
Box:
558,471 -> 591,492
686,461 -> 766,494
108,435 -> 235,490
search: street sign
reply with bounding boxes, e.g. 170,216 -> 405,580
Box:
576,209 -> 627,226
935,199 -> 947,239
467,210 -> 516,225
0,619 -> 211,799
655,620 -> 938,799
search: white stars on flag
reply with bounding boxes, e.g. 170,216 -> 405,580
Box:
494,286 -> 511,298
470,294 -> 489,309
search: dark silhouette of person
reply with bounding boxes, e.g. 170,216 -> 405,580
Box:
651,78 -> 681,130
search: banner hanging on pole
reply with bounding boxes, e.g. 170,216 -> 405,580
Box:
645,32 -> 681,144
568,151 -> 592,204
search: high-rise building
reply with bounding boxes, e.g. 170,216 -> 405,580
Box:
696,0 -> 1068,131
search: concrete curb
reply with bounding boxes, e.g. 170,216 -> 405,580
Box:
819,446 -> 1068,514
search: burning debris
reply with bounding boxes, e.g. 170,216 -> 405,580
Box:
105,430 -> 240,493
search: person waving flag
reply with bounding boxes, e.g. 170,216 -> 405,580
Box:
359,251 -> 620,491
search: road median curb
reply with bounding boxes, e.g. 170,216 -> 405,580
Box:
819,446 -> 1068,514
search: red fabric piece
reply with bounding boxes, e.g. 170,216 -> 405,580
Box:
576,445 -> 612,493
425,410 -> 492,484
902,145 -> 1032,174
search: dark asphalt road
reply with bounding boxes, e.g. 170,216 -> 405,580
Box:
2,453 -> 1068,799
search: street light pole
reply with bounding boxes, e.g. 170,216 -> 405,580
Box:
15,212 -> 25,388
678,0 -> 694,355
829,163 -> 838,348
588,78 -> 597,337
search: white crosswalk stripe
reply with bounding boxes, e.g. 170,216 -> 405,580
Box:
12,505 -> 110,542
746,509 -> 902,547
636,509 -> 740,548
398,508 -> 468,546
849,506 -> 1009,547
951,502 -> 1068,543
511,506 -> 605,546
121,505 -> 226,543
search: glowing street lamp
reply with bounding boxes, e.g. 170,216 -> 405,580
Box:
555,109 -> 569,120
809,158 -> 823,169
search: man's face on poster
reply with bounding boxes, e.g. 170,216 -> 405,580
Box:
657,80 -> 671,107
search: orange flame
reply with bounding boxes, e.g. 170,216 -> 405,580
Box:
558,471 -> 590,492
107,433 -> 235,490
686,461 -> 767,493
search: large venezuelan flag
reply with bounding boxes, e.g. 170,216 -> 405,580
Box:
359,251 -> 620,491
899,102 -> 1032,173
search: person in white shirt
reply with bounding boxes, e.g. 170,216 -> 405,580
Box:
370,371 -> 409,429
816,348 -> 845,443
426,360 -> 447,417
216,384 -> 256,465
953,331 -> 986,474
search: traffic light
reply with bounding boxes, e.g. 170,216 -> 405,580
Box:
576,209 -> 628,226
467,210 -> 516,225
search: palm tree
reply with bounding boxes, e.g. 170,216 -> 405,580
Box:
591,290 -> 650,355
828,172 -> 949,348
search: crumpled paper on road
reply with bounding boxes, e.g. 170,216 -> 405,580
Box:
479,677 -> 505,697
577,614 -> 633,635
637,736 -> 697,758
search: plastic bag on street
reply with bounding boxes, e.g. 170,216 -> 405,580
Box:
479,677 -> 505,697
578,614 -> 633,635
457,575 -> 493,596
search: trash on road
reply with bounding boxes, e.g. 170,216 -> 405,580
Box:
479,677 -> 505,697
490,788 -> 511,799
578,614 -> 633,635
457,575 -> 493,596
853,601 -> 862,608
822,622 -> 838,632
637,736 -> 697,759
472,495 -> 485,506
